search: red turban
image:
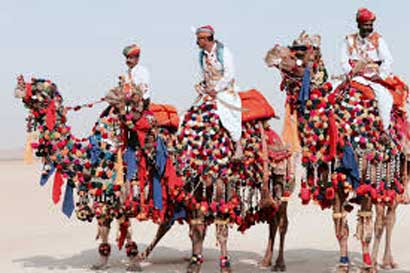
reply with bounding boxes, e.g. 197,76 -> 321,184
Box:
123,44 -> 140,57
196,25 -> 215,35
356,8 -> 376,23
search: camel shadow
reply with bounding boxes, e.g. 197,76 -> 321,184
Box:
13,246 -> 410,273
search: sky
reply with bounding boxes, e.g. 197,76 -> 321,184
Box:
1,0 -> 409,150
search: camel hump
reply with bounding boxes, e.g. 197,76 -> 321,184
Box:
149,103 -> 179,129
239,89 -> 276,122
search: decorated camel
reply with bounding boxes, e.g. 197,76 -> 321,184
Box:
15,75 -> 185,271
16,74 -> 295,272
113,86 -> 295,272
265,32 -> 410,273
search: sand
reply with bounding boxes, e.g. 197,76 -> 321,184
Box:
1,160 -> 409,273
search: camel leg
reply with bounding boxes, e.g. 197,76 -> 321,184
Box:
356,197 -> 375,273
125,221 -> 142,272
381,203 -> 399,269
92,220 -> 111,270
259,221 -> 277,268
217,222 -> 231,273
273,202 -> 288,272
139,221 -> 172,260
333,194 -> 350,273
187,222 -> 206,273
371,204 -> 385,269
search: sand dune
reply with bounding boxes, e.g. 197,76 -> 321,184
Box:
1,161 -> 409,273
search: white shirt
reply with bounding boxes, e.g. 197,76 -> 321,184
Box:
340,33 -> 393,79
127,65 -> 151,99
200,43 -> 235,92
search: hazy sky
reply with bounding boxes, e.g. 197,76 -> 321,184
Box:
1,0 -> 409,150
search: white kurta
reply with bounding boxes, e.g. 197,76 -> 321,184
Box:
340,33 -> 393,131
127,65 -> 151,99
199,43 -> 242,142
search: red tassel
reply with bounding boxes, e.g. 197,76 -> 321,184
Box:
25,83 -> 32,101
117,220 -> 130,250
325,187 -> 335,200
52,170 -> 64,204
328,112 -> 338,160
300,183 -> 311,205
139,156 -> 147,206
46,99 -> 56,131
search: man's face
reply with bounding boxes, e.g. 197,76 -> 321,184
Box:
196,33 -> 211,49
126,55 -> 139,69
358,21 -> 374,38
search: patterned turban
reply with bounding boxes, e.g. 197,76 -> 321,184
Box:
123,44 -> 141,57
196,25 -> 215,35
356,8 -> 376,23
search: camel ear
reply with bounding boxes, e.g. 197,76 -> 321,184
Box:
15,74 -> 27,99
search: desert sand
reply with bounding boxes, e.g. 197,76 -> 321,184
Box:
1,160 -> 409,273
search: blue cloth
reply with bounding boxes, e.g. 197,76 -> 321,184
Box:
40,164 -> 55,186
89,135 -> 100,165
340,145 -> 360,189
62,183 -> 75,218
199,41 -> 225,73
168,204 -> 187,228
340,256 -> 350,264
153,137 -> 168,210
124,146 -> 137,181
298,67 -> 311,113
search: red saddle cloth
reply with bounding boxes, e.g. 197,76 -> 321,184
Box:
149,103 -> 179,129
351,76 -> 408,107
239,89 -> 276,122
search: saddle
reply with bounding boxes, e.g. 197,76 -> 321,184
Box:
149,103 -> 179,130
351,75 -> 408,107
239,89 -> 276,122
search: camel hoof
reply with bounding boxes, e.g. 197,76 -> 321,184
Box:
359,266 -> 376,273
91,263 -> 109,270
127,263 -> 142,272
258,259 -> 272,268
186,263 -> 201,273
380,261 -> 398,270
336,264 -> 349,273
138,252 -> 147,261
272,264 -> 286,272
220,267 -> 232,273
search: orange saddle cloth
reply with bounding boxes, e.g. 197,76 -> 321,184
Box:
239,89 -> 276,122
351,76 -> 408,107
149,103 -> 179,129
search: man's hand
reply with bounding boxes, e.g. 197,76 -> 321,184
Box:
351,59 -> 368,77
206,89 -> 217,98
369,74 -> 382,82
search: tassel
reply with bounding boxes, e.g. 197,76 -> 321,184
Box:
52,169 -> 64,204
115,148 -> 124,185
117,220 -> 130,250
24,132 -> 34,164
62,183 -> 75,218
46,99 -> 56,131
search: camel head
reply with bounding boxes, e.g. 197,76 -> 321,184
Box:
265,32 -> 323,79
104,76 -> 146,124
15,75 -> 62,113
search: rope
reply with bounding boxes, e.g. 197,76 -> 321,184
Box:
65,98 -> 106,112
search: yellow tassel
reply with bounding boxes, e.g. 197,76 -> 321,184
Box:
281,104 -> 301,153
24,132 -> 34,164
115,148 -> 124,185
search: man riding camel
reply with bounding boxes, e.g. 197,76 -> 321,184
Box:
194,25 -> 244,159
340,8 -> 394,132
123,43 -> 151,109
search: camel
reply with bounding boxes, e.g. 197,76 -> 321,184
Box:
169,89 -> 294,273
265,33 -> 409,273
102,82 -> 296,272
15,75 -> 184,271
15,74 -> 295,273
